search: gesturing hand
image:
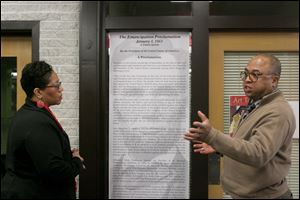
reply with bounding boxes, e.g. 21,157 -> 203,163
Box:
193,142 -> 215,154
184,111 -> 212,143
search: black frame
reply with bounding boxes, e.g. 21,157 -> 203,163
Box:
209,16 -> 299,31
79,1 -> 298,199
80,2 -> 209,199
1,21 -> 40,62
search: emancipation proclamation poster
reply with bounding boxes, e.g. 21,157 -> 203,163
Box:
109,32 -> 191,199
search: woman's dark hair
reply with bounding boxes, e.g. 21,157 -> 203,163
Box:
21,61 -> 53,98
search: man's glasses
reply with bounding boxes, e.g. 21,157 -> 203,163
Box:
240,71 -> 275,82
46,81 -> 62,90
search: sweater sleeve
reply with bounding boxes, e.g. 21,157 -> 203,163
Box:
202,110 -> 294,167
24,120 -> 83,183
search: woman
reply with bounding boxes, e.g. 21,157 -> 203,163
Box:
1,61 -> 84,199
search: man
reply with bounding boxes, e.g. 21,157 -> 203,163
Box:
184,54 -> 295,199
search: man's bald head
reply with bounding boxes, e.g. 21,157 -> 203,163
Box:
252,54 -> 281,76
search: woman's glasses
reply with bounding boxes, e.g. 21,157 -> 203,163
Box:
46,81 -> 62,89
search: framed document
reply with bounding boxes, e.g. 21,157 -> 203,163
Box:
109,32 -> 191,199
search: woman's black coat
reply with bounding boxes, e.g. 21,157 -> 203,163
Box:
1,98 -> 83,199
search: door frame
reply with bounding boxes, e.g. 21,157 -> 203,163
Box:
1,21 -> 39,110
1,21 -> 39,181
1,21 -> 40,62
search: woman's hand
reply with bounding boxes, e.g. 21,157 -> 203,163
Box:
72,148 -> 86,169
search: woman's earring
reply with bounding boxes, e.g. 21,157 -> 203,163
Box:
37,97 -> 45,108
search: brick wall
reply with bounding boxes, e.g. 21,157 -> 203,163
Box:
1,1 -> 80,148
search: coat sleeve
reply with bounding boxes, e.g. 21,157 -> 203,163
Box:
24,119 -> 83,183
204,109 -> 294,167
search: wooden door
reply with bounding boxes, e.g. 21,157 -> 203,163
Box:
1,36 -> 32,110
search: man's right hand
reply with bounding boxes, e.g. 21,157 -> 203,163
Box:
193,142 -> 216,154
